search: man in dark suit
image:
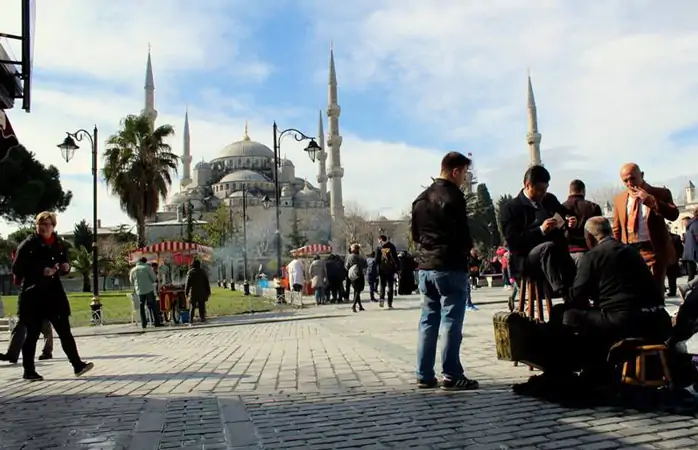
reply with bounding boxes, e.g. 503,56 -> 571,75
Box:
550,217 -> 671,385
682,212 -> 698,284
499,165 -> 577,296
612,163 -> 679,296
562,179 -> 602,267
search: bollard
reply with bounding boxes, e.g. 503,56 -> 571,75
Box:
276,286 -> 286,304
243,280 -> 250,296
90,296 -> 103,326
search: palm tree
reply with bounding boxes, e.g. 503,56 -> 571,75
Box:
70,246 -> 92,292
73,219 -> 93,251
103,114 -> 178,247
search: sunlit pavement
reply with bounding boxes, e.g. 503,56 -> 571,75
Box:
0,287 -> 696,449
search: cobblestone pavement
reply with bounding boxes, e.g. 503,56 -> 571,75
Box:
0,288 -> 696,449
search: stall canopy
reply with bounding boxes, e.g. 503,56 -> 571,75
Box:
289,244 -> 332,257
129,241 -> 214,263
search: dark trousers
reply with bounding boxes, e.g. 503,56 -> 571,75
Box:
6,319 -> 53,360
190,300 -> 206,321
23,315 -> 82,373
667,264 -> 680,296
328,281 -> 342,302
469,274 -> 479,288
139,292 -> 162,328
351,280 -> 364,310
526,241 -> 576,295
344,278 -> 351,301
368,278 -> 377,300
686,260 -> 697,283
379,272 -> 395,306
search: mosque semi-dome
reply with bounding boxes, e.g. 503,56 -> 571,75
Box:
218,169 -> 271,183
195,161 -> 211,170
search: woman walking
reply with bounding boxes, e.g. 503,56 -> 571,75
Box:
185,259 -> 211,323
12,211 -> 93,381
345,244 -> 367,313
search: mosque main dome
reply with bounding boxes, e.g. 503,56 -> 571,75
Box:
217,137 -> 274,159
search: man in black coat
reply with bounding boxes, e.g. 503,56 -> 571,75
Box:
12,211 -> 94,381
499,165 -> 577,296
375,235 -> 399,308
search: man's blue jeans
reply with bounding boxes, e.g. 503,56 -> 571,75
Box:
416,269 -> 469,381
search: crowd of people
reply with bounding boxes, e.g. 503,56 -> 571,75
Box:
286,235 -> 420,312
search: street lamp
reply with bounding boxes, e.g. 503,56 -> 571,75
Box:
269,122 -> 319,300
57,126 -> 99,300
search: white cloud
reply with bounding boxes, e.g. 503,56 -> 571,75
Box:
302,0 -> 698,198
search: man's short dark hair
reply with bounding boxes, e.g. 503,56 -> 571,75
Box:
440,152 -> 471,173
570,179 -> 585,194
139,257 -> 147,263
523,165 -> 551,185
379,235 -> 387,242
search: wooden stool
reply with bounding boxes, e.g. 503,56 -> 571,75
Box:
517,277 -> 553,322
619,344 -> 673,389
514,277 -> 553,370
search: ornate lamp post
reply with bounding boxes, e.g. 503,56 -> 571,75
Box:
57,126 -> 99,300
263,122 -> 321,302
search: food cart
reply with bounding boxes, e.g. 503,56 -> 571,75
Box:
129,241 -> 214,324
286,244 -> 333,295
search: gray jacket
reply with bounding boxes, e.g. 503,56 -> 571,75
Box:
308,259 -> 328,287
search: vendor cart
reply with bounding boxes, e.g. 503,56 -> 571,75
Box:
286,244 -> 333,295
129,241 -> 214,324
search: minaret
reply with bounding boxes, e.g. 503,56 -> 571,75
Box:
143,48 -> 158,127
526,71 -> 542,166
326,43 -> 344,219
316,109 -> 328,197
180,109 -> 192,189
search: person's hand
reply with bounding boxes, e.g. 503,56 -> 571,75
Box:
629,186 -> 650,202
541,218 -> 558,234
60,263 -> 70,273
567,216 -> 577,228
43,266 -> 57,277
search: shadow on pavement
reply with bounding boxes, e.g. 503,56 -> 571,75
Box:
49,371 -> 251,383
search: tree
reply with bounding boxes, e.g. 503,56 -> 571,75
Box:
185,201 -> 195,243
102,113 -> 178,248
338,202 -> 374,250
70,246 -> 93,293
464,192 -> 490,250
0,145 -> 72,224
475,183 -> 500,248
73,219 -> 93,251
285,212 -> 308,252
200,203 -> 232,248
495,194 -> 513,246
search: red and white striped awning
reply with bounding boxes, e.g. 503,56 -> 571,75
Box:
129,241 -> 213,263
290,244 -> 332,257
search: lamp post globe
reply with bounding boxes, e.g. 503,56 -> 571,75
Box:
57,135 -> 79,163
304,139 -> 321,163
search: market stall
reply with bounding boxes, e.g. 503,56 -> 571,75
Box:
128,241 -> 214,324
284,244 -> 333,295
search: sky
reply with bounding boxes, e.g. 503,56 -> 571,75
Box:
2,0 -> 698,235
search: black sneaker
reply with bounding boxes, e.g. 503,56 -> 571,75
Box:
0,353 -> 17,364
74,362 -> 94,377
417,379 -> 439,389
441,377 -> 479,391
23,372 -> 43,382
38,353 -> 52,361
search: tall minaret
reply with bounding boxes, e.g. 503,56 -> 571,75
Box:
316,109 -> 328,198
526,71 -> 542,166
181,109 -> 192,189
143,48 -> 158,127
326,43 -> 344,219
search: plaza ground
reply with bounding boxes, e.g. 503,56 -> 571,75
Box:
0,288 -> 696,449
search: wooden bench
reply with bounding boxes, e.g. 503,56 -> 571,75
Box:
480,273 -> 503,288
609,340 -> 673,389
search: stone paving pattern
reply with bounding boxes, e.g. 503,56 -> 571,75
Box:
0,288 -> 696,449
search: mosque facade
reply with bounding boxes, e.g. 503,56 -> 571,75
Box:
141,48 -> 346,247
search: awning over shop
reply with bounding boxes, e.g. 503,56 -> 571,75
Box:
0,109 -> 20,162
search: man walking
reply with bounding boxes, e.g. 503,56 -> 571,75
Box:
129,257 -> 163,329
375,235 -> 399,308
682,212 -> 698,283
411,151 -> 479,391
0,320 -> 53,363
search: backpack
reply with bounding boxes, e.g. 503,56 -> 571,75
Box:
348,264 -> 361,281
380,246 -> 397,273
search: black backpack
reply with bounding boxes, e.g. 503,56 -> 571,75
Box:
380,246 -> 397,273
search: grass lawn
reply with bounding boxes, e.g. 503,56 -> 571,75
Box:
2,287 -> 274,327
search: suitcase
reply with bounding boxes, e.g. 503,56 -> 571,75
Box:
493,311 -> 538,362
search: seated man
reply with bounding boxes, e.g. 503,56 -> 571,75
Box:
562,217 -> 672,372
499,165 -> 577,297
